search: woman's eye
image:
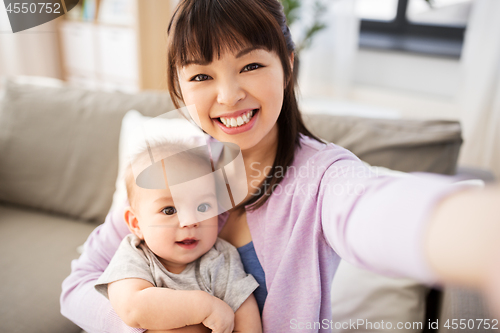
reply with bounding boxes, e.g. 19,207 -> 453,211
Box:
190,74 -> 210,82
197,203 -> 211,213
161,206 -> 177,215
242,63 -> 262,72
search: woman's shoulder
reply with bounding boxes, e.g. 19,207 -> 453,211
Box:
262,134 -> 365,195
293,134 -> 360,167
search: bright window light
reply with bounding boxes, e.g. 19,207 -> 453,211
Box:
407,0 -> 473,27
356,0 -> 399,21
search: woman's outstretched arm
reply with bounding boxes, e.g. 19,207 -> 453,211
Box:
319,156 -> 500,313
320,162 -> 472,284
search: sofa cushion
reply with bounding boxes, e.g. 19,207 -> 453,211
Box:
302,114 -> 462,175
0,204 -> 97,333
0,79 -> 175,222
331,260 -> 429,333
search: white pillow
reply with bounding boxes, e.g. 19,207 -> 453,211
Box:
110,110 -> 207,212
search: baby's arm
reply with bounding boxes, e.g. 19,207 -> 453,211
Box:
233,294 -> 262,333
147,293 -> 262,333
147,324 -> 210,333
108,278 -> 234,332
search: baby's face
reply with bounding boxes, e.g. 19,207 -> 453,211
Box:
131,174 -> 219,273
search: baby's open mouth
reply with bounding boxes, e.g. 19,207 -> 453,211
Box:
176,238 -> 198,245
218,109 -> 258,128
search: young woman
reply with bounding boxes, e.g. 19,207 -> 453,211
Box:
61,0 -> 500,332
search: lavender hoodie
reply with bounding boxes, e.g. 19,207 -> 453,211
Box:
61,135 -> 460,332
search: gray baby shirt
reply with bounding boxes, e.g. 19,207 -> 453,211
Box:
95,234 -> 259,312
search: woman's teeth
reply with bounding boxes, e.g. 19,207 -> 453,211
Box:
219,110 -> 255,128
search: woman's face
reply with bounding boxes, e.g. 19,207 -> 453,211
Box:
178,46 -> 286,151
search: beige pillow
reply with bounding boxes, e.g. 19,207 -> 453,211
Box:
331,260 -> 429,333
0,79 -> 174,221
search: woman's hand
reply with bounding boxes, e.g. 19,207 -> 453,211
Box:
485,247 -> 500,319
202,296 -> 235,333
426,185 -> 500,318
426,186 -> 500,287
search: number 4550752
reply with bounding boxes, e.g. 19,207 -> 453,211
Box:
5,3 -> 61,14
444,319 -> 499,330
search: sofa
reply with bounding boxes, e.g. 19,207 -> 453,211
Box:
0,77 -> 496,333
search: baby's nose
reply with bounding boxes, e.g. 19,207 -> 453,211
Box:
177,209 -> 201,227
180,220 -> 199,228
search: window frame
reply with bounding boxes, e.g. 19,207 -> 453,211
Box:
359,0 -> 467,58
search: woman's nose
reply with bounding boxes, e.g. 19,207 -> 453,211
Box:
217,79 -> 245,106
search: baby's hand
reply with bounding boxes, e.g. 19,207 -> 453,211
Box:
202,296 -> 234,333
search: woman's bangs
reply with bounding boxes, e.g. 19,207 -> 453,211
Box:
171,0 -> 283,67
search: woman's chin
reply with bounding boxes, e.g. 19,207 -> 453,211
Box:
210,126 -> 260,151
216,135 -> 258,151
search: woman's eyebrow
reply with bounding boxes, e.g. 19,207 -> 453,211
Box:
184,59 -> 210,66
236,46 -> 265,58
183,46 -> 265,67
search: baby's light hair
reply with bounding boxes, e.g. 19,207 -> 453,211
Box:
124,139 -> 213,207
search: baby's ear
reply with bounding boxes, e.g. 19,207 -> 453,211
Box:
124,207 -> 144,239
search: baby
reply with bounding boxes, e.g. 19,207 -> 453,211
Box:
95,141 -> 261,333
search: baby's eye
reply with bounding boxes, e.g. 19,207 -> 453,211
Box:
241,63 -> 262,72
190,74 -> 211,82
197,203 -> 211,213
161,206 -> 177,215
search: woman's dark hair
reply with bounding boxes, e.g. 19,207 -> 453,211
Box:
166,0 -> 322,211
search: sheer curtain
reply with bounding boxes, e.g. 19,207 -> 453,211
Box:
458,0 -> 500,179
295,0 -> 359,99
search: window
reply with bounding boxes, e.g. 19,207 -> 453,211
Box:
356,0 -> 473,58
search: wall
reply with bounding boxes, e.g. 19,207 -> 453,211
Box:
298,48 -> 463,121
350,49 -> 462,121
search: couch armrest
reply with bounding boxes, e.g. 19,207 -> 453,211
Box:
455,166 -> 496,183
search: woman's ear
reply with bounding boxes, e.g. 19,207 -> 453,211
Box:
124,207 -> 144,240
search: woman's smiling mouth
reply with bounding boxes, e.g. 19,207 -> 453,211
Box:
214,108 -> 259,134
220,109 -> 256,128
